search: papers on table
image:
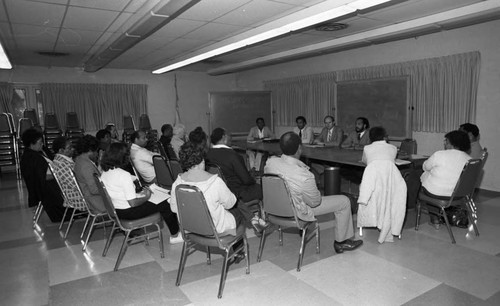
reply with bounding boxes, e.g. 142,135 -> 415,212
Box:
410,154 -> 428,159
148,183 -> 170,204
395,159 -> 412,166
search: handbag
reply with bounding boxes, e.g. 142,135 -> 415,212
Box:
444,206 -> 469,228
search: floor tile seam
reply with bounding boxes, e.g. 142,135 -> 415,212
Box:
0,237 -> 42,251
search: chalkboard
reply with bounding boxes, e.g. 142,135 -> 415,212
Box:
209,91 -> 272,136
336,77 -> 410,138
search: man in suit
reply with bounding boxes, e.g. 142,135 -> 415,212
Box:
341,117 -> 371,149
293,116 -> 314,145
313,115 -> 344,147
207,127 -> 268,233
130,130 -> 157,183
246,117 -> 274,172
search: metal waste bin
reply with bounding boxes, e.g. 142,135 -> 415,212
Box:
324,166 -> 341,195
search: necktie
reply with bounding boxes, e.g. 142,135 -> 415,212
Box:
327,130 -> 332,142
357,133 -> 361,141
299,129 -> 302,138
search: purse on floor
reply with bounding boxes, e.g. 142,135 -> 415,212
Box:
444,206 -> 469,228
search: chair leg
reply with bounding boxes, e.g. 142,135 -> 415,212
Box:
415,200 -> 422,231
257,228 -> 267,262
82,216 -> 97,252
441,207 -> 456,244
218,249 -> 230,299
465,198 -> 480,236
244,236 -> 250,275
359,227 -> 363,237
63,209 -> 78,239
81,215 -> 91,239
59,207 -> 69,230
114,231 -> 130,271
102,223 -> 116,257
297,227 -> 308,272
157,224 -> 164,258
206,246 -> 211,265
176,241 -> 189,286
315,223 -> 320,254
33,202 -> 43,228
278,226 -> 283,246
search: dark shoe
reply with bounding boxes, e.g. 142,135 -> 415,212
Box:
129,229 -> 143,238
251,216 -> 270,237
333,239 -> 363,254
233,253 -> 245,264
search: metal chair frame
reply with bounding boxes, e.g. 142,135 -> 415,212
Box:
174,184 -> 250,299
257,173 -> 319,272
152,155 -> 174,189
415,159 -> 483,243
94,174 -> 164,271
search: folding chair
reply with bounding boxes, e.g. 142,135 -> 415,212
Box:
168,159 -> 183,181
94,174 -> 164,271
153,155 -> 174,189
415,159 -> 483,244
175,184 -> 249,299
257,174 -> 319,272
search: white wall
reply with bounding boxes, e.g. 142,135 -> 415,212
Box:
232,20 -> 500,191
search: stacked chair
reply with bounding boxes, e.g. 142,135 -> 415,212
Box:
23,108 -> 42,131
122,115 -> 136,143
43,113 -> 63,153
65,112 -> 84,146
0,113 -> 17,176
139,114 -> 158,143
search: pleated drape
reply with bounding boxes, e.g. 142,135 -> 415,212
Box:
264,51 -> 480,132
0,82 -> 13,114
40,83 -> 148,131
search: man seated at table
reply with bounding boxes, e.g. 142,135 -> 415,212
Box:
130,130 -> 158,184
265,132 -> 363,253
459,123 -> 483,159
341,117 -> 371,149
313,115 -> 343,147
246,117 -> 275,172
293,116 -> 314,145
206,127 -> 268,233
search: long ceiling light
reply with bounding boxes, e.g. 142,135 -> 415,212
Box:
152,0 -> 393,74
0,41 -> 12,69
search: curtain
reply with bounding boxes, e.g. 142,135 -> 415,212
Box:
264,51 -> 480,132
40,83 -> 148,131
0,82 -> 13,114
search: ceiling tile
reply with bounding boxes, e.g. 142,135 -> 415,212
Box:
69,0 -> 130,11
0,5 -> 8,22
5,0 -> 66,27
0,22 -> 13,39
58,28 -> 102,46
124,0 -> 149,13
214,0 -> 294,26
183,22 -> 249,41
11,24 -> 59,45
163,37 -> 214,52
63,6 -> 119,31
106,12 -> 133,33
180,0 -> 251,22
25,0 -> 69,5
149,19 -> 207,40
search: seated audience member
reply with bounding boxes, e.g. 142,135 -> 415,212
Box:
20,128 -> 66,222
74,135 -> 106,213
158,124 -> 177,160
264,132 -> 363,253
105,123 -> 120,142
342,117 -> 371,149
189,126 -> 209,152
96,129 -> 111,166
246,117 -> 274,172
171,124 -> 186,159
314,115 -> 344,147
459,123 -> 483,159
100,143 -> 182,244
358,127 -> 406,243
51,136 -> 79,207
130,130 -> 158,184
293,116 -> 314,145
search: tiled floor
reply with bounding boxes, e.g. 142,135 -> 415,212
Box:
1,171 -> 500,306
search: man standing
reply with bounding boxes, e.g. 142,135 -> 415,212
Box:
293,116 -> 314,145
130,130 -> 157,183
246,117 -> 275,171
459,123 -> 483,159
313,115 -> 343,147
342,117 -> 371,149
265,132 -> 363,253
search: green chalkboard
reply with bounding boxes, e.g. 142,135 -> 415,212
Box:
209,91 -> 272,136
336,77 -> 410,138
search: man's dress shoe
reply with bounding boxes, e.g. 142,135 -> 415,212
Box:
333,239 -> 363,253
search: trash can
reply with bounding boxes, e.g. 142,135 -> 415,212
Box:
324,166 -> 341,196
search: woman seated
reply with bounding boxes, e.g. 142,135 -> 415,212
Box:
420,130 -> 471,228
20,128 -> 66,222
100,142 -> 182,243
170,141 -> 245,237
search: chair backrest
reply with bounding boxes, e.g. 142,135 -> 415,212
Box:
49,162 -> 87,210
175,184 -> 221,243
153,155 -> 174,188
66,112 -> 80,129
480,148 -> 488,168
452,159 -> 483,199
18,118 -> 33,138
44,113 -> 60,130
1,113 -> 15,133
139,114 -> 151,130
129,158 -> 145,187
400,139 -> 417,155
261,174 -> 298,220
205,162 -> 227,183
123,115 -> 136,131
93,173 -> 123,228
23,108 -> 39,125
70,169 -> 97,215
169,159 -> 183,181
47,162 -> 70,205
156,141 -> 168,159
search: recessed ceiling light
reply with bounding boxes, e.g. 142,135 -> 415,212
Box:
315,22 -> 348,31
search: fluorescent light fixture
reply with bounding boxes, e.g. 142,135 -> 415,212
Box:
152,0 -> 392,74
0,41 -> 12,69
